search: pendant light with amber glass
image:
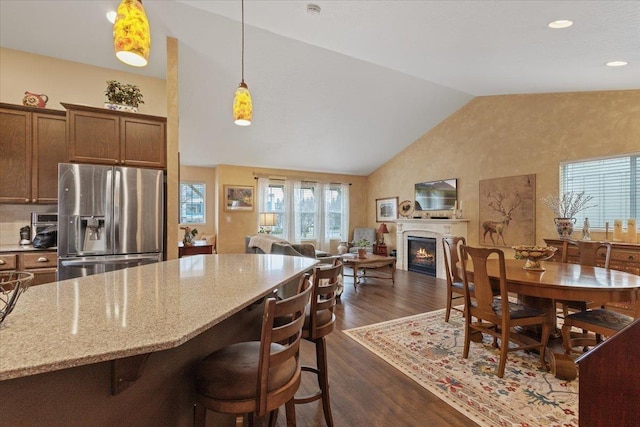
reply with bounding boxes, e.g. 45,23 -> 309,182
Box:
113,0 -> 151,67
233,0 -> 252,126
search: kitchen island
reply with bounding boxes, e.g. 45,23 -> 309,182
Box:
0,254 -> 317,426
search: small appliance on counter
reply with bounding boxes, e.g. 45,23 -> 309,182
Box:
31,212 -> 58,242
19,226 -> 32,246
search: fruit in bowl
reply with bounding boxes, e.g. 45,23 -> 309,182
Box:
512,245 -> 557,271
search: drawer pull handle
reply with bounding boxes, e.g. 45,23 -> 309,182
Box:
0,260 -> 5,265
37,257 -> 49,262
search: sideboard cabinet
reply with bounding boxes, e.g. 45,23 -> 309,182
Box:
544,238 -> 640,275
0,103 -> 67,204
62,103 -> 166,169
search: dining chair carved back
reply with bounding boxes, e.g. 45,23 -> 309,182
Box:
459,245 -> 550,378
442,236 -> 467,322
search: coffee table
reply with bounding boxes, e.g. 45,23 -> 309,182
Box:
341,253 -> 396,290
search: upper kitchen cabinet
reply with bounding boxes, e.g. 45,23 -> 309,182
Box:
0,103 -> 67,204
62,103 -> 166,169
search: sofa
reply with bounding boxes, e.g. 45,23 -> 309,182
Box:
245,235 -> 316,258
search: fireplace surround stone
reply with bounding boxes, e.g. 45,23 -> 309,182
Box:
394,219 -> 469,279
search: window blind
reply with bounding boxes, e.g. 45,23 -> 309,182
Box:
560,154 -> 639,228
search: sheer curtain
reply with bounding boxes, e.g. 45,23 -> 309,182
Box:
257,178 -> 349,250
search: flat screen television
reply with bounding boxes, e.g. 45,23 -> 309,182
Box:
414,178 -> 457,211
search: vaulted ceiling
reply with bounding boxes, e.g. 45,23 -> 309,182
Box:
1,1 -> 638,175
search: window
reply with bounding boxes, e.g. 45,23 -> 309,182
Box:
180,182 -> 206,224
560,154 -> 639,228
257,178 -> 349,251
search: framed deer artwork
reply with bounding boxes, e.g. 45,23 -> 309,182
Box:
479,174 -> 536,247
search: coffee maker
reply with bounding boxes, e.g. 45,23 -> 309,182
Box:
19,225 -> 32,245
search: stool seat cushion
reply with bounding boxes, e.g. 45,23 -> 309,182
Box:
566,308 -> 633,331
195,341 -> 297,400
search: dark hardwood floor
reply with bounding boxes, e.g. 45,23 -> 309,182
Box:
276,268 -> 481,427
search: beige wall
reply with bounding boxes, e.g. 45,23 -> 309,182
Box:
0,48 -> 166,116
214,165 -> 368,254
369,90 -> 640,253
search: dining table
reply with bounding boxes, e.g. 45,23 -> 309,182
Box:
464,258 -> 640,329
463,258 -> 640,379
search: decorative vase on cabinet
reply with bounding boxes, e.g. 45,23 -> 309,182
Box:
104,103 -> 137,113
554,217 -> 576,239
337,242 -> 348,255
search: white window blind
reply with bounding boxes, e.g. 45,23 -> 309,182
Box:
560,154 -> 639,228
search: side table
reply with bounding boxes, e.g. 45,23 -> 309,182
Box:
179,241 -> 214,258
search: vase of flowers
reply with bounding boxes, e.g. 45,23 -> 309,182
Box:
542,191 -> 596,239
355,238 -> 370,259
104,80 -> 144,112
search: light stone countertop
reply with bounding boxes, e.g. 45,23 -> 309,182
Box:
0,254 -> 318,381
0,244 -> 57,253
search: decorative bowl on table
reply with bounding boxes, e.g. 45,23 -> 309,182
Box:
512,245 -> 557,271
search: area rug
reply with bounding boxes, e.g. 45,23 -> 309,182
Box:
344,309 -> 578,427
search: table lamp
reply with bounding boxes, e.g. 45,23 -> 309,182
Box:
259,212 -> 278,234
377,223 -> 389,245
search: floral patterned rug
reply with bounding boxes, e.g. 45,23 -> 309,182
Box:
344,309 -> 578,427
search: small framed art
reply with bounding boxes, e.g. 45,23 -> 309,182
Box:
224,185 -> 254,211
376,197 -> 398,222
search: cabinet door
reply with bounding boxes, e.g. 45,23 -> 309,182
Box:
121,117 -> 166,168
68,109 -> 120,164
32,113 -> 67,203
0,108 -> 32,203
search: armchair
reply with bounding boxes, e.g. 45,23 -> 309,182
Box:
349,227 -> 376,255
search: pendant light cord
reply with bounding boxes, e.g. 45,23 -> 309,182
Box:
241,0 -> 245,83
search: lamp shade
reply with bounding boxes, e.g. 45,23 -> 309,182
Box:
259,212 -> 278,227
378,223 -> 389,234
233,82 -> 252,126
113,0 -> 151,67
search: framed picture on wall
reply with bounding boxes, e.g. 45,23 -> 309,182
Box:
479,174 -> 536,247
376,197 -> 398,222
224,185 -> 254,211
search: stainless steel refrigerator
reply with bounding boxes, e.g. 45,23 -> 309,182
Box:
57,163 -> 164,281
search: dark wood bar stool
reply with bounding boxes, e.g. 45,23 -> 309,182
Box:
193,275 -> 312,427
294,259 -> 342,427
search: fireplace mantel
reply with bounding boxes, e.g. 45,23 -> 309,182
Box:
394,219 -> 469,279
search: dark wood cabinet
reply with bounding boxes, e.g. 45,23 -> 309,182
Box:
544,238 -> 640,275
0,251 -> 57,286
63,102 -> 166,169
0,103 -> 66,204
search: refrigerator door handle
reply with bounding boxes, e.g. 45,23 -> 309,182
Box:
112,168 -> 120,250
60,255 -> 160,267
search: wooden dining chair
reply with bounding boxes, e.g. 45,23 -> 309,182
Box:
558,240 -> 613,316
442,236 -> 467,322
459,245 -> 550,378
562,307 -> 634,355
294,258 -> 342,427
194,274 -> 312,427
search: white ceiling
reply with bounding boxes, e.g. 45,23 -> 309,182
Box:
1,1 -> 638,175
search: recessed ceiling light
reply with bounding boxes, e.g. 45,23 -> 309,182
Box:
606,61 -> 628,67
106,10 -> 117,24
548,20 -> 573,29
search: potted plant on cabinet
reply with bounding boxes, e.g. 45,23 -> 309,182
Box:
355,238 -> 370,259
104,80 -> 144,113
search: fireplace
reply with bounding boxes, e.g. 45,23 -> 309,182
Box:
407,236 -> 437,276
394,219 -> 468,279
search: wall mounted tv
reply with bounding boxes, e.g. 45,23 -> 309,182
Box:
414,179 -> 457,211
